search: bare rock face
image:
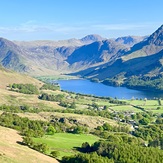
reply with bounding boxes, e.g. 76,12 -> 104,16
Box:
147,24 -> 163,46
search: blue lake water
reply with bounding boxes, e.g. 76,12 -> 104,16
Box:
57,79 -> 163,99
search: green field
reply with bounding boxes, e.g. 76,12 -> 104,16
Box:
33,133 -> 99,159
129,100 -> 161,106
36,75 -> 79,82
110,105 -> 142,112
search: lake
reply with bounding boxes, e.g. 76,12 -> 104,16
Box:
57,79 -> 163,99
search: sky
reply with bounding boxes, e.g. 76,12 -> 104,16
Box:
0,0 -> 163,41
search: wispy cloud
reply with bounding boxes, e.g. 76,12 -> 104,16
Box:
0,23 -> 149,34
0,21 -> 161,40
91,23 -> 152,31
0,22 -> 86,34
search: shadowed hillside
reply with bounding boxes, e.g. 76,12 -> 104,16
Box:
73,25 -> 163,81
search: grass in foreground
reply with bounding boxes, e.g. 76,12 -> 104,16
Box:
0,126 -> 58,163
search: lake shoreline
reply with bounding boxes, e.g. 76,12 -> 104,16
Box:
100,81 -> 163,94
56,79 -> 163,99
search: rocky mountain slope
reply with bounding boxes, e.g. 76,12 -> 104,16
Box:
0,34 -> 127,75
0,38 -> 29,72
75,24 -> 163,81
115,36 -> 147,47
66,40 -> 127,70
0,25 -> 163,82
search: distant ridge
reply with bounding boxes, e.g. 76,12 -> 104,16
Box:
74,24 -> 163,81
66,39 -> 127,70
0,25 -> 163,80
80,34 -> 105,44
115,36 -> 147,46
0,37 -> 29,72
0,34 -> 127,75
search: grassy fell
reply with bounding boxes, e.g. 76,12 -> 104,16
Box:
0,68 -> 43,89
0,126 -> 58,163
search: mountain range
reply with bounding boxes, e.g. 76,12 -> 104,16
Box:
0,24 -> 163,90
76,25 -> 163,80
0,33 -> 146,75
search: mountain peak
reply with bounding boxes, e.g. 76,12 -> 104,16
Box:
80,34 -> 104,43
0,37 -> 20,51
147,24 -> 163,46
115,36 -> 146,46
0,37 -> 12,45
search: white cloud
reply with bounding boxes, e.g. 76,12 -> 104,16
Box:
0,21 -> 161,40
0,22 -> 157,33
0,22 -> 86,34
91,23 -> 150,31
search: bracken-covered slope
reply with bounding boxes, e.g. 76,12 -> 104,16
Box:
0,126 -> 59,163
0,66 -> 42,89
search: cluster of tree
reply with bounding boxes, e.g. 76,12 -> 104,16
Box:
50,150 -> 60,158
134,124 -> 163,141
63,137 -> 163,163
93,130 -> 130,140
67,125 -> 88,134
148,138 -> 163,149
95,122 -> 130,135
80,134 -> 144,152
23,136 -> 60,158
125,76 -> 163,92
109,99 -> 127,105
0,111 -> 81,135
49,117 -> 89,134
139,117 -> 150,125
130,112 -> 152,125
0,105 -> 25,113
102,78 -> 122,87
9,83 -> 39,94
53,109 -> 111,119
39,93 -> 77,109
40,83 -> 60,91
23,136 -> 48,153
0,105 -> 90,135
38,93 -> 65,101
0,104 -> 40,113
156,118 -> 163,124
91,102 -> 99,109
62,152 -> 113,163
62,90 -> 127,107
63,90 -> 117,101
0,112 -> 47,137
0,104 -> 50,113
59,101 -> 76,109
102,76 -> 163,92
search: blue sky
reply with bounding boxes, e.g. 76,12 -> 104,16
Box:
0,0 -> 163,40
